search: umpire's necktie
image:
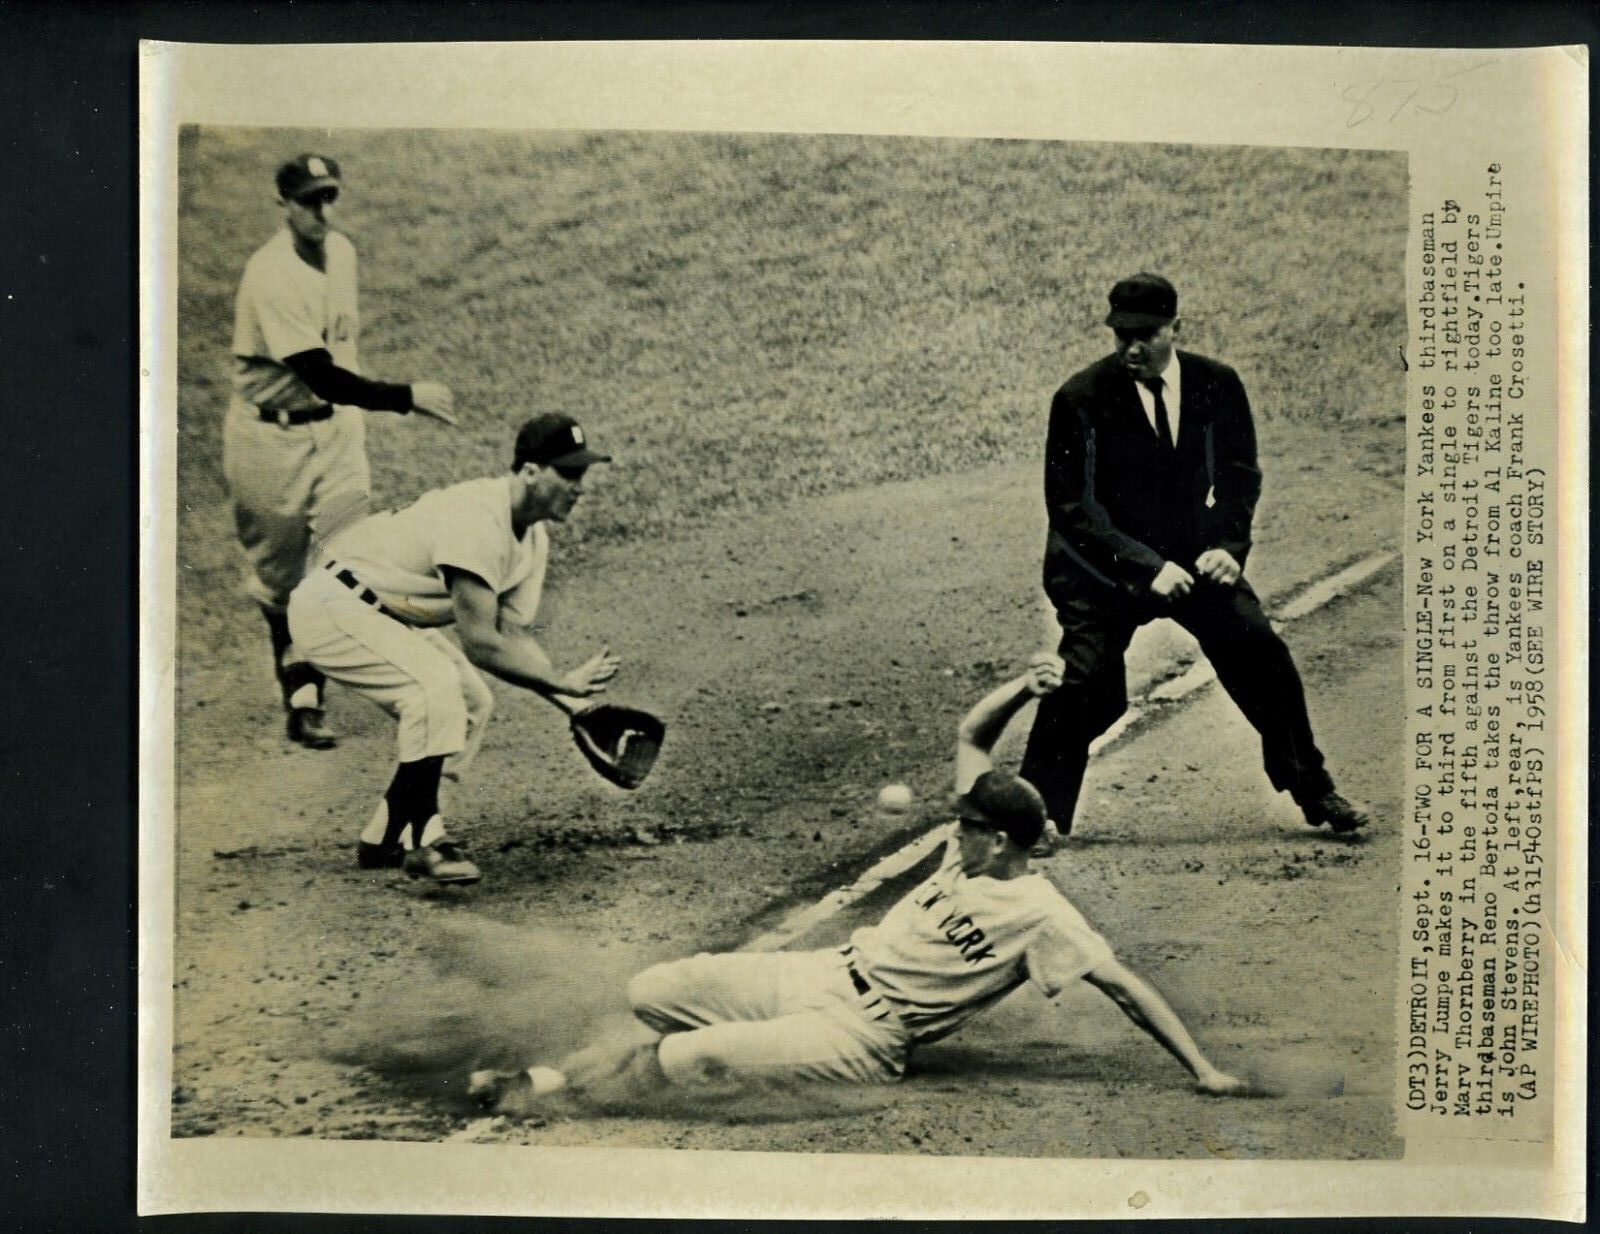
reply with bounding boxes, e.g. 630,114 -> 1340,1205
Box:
1143,377 -> 1176,453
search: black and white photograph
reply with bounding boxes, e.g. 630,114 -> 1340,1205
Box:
139,39 -> 1585,1221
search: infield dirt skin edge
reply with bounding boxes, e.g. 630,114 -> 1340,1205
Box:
170,129 -> 1405,1157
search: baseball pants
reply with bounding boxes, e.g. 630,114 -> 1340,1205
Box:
1021,577 -> 1335,831
628,950 -> 909,1086
287,567 -> 494,773
223,399 -> 371,613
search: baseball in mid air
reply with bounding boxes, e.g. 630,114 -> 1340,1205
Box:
877,783 -> 915,813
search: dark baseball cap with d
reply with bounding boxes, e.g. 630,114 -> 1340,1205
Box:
1105,272 -> 1178,329
952,769 -> 1047,849
514,413 -> 612,470
276,154 -> 342,201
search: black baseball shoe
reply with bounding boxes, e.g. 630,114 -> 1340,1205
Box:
356,841 -> 406,870
403,840 -> 482,886
1029,819 -> 1065,858
1299,789 -> 1372,834
468,1066 -> 566,1113
287,706 -> 337,749
468,1068 -> 531,1112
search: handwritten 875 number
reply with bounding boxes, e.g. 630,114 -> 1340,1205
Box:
1342,60 -> 1496,129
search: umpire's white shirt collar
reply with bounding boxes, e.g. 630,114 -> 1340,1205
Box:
1132,351 -> 1182,444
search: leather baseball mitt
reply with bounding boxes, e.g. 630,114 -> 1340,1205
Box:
568,702 -> 665,789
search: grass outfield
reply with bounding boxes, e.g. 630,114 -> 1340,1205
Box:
176,128 -> 1405,642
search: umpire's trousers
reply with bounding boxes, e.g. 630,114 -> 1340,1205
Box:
1019,578 -> 1334,833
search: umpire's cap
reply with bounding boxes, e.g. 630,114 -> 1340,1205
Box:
277,154 -> 342,201
952,770 -> 1047,849
514,413 -> 612,470
1105,272 -> 1178,329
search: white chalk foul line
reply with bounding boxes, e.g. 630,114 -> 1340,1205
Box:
747,551 -> 1396,953
441,551 -> 1396,1140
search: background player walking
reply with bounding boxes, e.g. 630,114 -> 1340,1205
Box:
287,414 -> 621,886
226,153 -> 458,748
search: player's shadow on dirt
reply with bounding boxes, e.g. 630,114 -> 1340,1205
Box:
910,1040 -> 1191,1089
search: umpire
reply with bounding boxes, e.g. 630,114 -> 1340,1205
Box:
1019,273 -> 1370,838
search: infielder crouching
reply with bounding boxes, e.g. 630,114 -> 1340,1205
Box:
470,655 -> 1247,1105
287,413 -> 620,886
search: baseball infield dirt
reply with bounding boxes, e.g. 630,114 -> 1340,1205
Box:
171,445 -> 1402,1158
167,128 -> 1405,1161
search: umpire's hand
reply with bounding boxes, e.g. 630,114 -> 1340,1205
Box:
1150,560 -> 1195,599
1194,548 -> 1242,586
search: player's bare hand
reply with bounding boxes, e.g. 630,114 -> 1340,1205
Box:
1194,1068 -> 1251,1097
1194,548 -> 1242,586
410,381 -> 458,426
1025,652 -> 1065,696
1150,561 -> 1195,600
562,647 -> 621,697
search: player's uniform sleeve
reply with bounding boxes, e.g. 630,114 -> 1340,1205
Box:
1021,898 -> 1117,999
429,486 -> 512,593
244,259 -> 328,363
497,523 -> 550,630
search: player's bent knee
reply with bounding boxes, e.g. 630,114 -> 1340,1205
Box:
421,680 -> 469,736
627,963 -> 678,1017
627,959 -> 702,1031
654,1030 -> 732,1087
394,682 -> 469,760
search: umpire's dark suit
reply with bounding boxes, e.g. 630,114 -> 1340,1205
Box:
1019,349 -> 1335,832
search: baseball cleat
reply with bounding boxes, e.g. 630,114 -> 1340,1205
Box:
1299,789 -> 1372,834
468,1066 -> 566,1112
403,840 -> 482,886
356,840 -> 406,870
1029,819 -> 1065,858
287,706 -> 338,749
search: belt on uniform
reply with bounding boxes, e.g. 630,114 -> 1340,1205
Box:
839,945 -> 897,1017
258,403 -> 335,427
326,562 -> 410,625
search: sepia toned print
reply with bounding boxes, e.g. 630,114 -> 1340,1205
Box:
140,40 -> 1585,1222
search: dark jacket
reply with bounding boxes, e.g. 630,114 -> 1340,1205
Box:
1042,349 -> 1263,613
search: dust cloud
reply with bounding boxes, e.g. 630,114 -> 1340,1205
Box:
326,917 -> 888,1124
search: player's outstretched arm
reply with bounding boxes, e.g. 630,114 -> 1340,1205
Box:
954,653 -> 1064,792
281,348 -> 456,424
448,569 -> 619,697
1082,959 -> 1247,1096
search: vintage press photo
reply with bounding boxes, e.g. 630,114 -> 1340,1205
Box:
138,41 -> 1587,1221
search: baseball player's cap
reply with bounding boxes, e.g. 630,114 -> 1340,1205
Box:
276,154 -> 343,201
514,413 -> 613,470
1105,272 -> 1178,329
951,769 -> 1046,849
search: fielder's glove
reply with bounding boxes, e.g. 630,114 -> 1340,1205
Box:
568,702 -> 666,789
